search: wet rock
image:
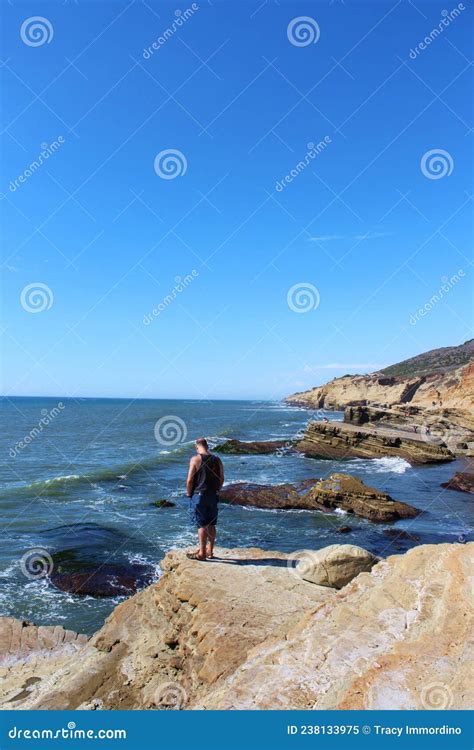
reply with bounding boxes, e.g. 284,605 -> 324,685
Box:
296,421 -> 454,464
151,499 -> 176,508
441,472 -> 474,495
50,559 -> 154,598
336,525 -> 352,534
383,529 -> 420,542
220,474 -> 420,523
214,439 -> 292,455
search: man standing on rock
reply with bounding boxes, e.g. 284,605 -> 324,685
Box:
186,438 -> 224,561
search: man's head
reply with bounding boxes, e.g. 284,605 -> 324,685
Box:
195,437 -> 209,454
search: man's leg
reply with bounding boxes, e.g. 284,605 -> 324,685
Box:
206,525 -> 216,556
197,527 -> 207,559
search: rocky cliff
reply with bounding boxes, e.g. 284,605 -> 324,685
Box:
286,341 -> 474,415
1,543 -> 471,711
287,362 -> 474,413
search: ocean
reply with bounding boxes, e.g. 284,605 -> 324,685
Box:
1,397 -> 472,635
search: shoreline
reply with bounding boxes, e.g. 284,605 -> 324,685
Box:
1,541 -> 471,710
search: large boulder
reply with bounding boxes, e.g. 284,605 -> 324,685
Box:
220,473 -> 420,523
302,472 -> 420,522
294,544 -> 377,589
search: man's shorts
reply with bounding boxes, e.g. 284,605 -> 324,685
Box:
189,492 -> 219,528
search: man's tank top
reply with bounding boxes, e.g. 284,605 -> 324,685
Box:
193,453 -> 221,494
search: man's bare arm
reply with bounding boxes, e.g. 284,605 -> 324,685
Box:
186,456 -> 200,497
217,457 -> 224,489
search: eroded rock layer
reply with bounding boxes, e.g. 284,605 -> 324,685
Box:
2,543 -> 471,712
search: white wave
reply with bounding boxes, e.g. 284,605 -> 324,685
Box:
348,456 -> 410,474
44,474 -> 80,484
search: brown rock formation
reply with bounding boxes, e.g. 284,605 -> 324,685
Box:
441,472 -> 474,495
286,342 -> 474,456
2,543 -> 471,711
214,439 -> 291,455
296,421 -> 454,464
198,542 -> 473,710
0,548 -> 333,710
0,620 -> 88,706
219,473 -> 419,522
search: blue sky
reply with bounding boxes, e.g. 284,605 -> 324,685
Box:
1,0 -> 473,399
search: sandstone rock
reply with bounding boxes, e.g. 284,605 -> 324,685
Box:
2,543 -> 471,711
441,472 -> 474,495
303,472 -> 420,522
295,544 -> 377,588
214,439 -> 291,454
286,342 -> 474,457
220,474 -> 419,522
0,619 -> 88,706
1,548 -> 333,710
296,421 -> 454,464
50,562 -> 154,598
199,542 -> 473,710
